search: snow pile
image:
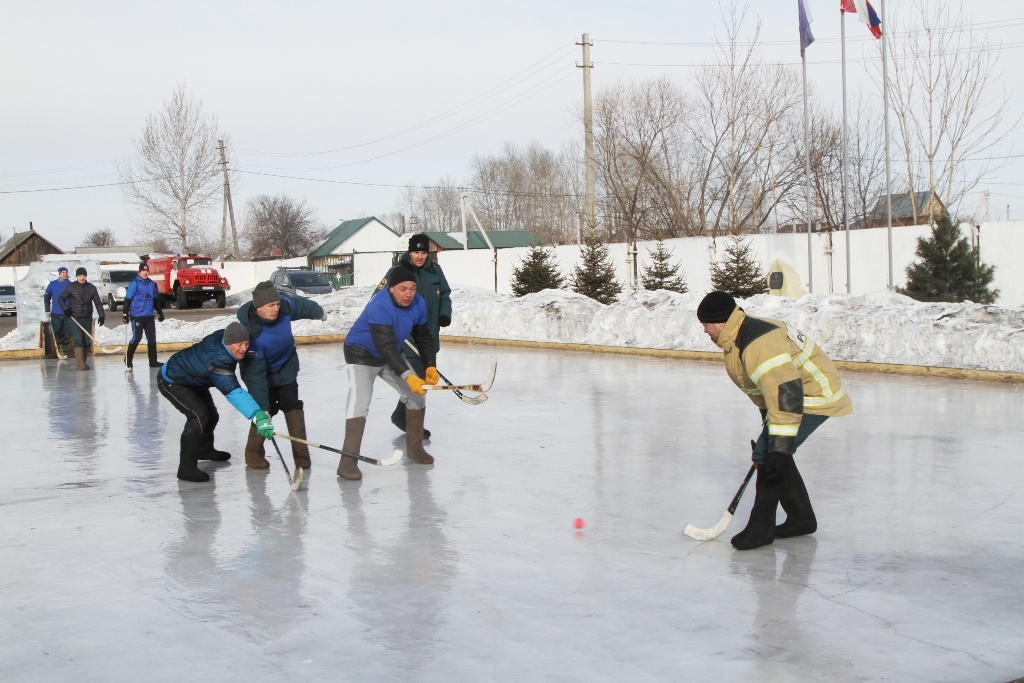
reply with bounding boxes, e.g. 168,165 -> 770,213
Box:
4,284 -> 1024,372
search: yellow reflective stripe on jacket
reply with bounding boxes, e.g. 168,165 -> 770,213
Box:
750,354 -> 794,384
803,359 -> 834,399
793,338 -> 815,368
805,387 -> 846,407
740,387 -> 762,396
768,423 -> 799,437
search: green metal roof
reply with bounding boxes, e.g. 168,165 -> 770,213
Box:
311,217 -> 398,257
422,229 -> 541,250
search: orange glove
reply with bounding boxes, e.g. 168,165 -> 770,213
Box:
405,374 -> 427,395
425,367 -> 440,385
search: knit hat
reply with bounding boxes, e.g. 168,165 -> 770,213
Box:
57,266 -> 68,274
696,291 -> 737,323
75,267 -> 87,277
388,264 -> 417,287
251,281 -> 280,309
223,321 -> 249,346
138,262 -> 149,271
408,233 -> 430,253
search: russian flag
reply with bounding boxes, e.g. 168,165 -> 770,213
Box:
841,0 -> 883,39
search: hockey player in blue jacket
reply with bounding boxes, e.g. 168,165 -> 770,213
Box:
43,266 -> 73,358
339,265 -> 438,480
157,321 -> 274,482
122,262 -> 165,370
237,281 -> 325,471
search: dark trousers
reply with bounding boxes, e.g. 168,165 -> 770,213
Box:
157,374 -> 220,440
404,352 -> 426,378
50,316 -> 73,348
267,380 -> 303,416
70,317 -> 93,349
752,414 -> 829,464
127,316 -> 157,367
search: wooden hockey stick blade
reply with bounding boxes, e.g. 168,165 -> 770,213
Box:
69,316 -> 123,354
683,512 -> 733,541
291,467 -> 304,491
402,339 -> 493,404
274,433 -> 402,467
48,323 -> 67,359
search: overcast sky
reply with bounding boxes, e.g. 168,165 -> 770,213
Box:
2,0 -> 1021,250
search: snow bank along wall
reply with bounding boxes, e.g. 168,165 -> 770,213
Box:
430,221 -> 1024,306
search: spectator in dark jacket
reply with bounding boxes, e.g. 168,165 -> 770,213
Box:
43,266 -> 73,357
375,233 -> 452,437
237,281 -> 324,471
57,267 -> 105,370
122,262 -> 164,371
157,322 -> 274,482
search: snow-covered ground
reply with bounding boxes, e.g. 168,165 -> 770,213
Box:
3,286 -> 1023,372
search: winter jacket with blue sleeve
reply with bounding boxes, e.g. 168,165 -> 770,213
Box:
344,289 -> 435,377
124,276 -> 162,318
237,295 -> 324,411
44,279 -> 71,316
159,329 -> 261,419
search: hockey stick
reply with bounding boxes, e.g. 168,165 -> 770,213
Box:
274,432 -> 402,467
683,464 -> 757,541
47,319 -> 67,360
269,435 -> 304,491
123,320 -> 131,371
68,316 -> 123,354
403,338 -> 491,405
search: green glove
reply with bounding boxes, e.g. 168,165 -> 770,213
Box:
253,410 -> 275,439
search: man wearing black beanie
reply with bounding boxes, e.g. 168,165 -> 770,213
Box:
375,233 -> 452,438
697,291 -> 852,550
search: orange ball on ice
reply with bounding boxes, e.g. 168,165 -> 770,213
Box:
573,518 -> 585,529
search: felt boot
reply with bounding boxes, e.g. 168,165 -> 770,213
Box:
177,434 -> 210,482
775,455 -> 817,538
337,417 -> 364,480
391,400 -> 430,439
74,346 -> 89,371
198,432 -> 231,461
244,423 -> 270,469
731,456 -> 783,550
405,409 -> 434,464
284,409 -> 312,469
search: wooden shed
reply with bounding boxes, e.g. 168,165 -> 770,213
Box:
0,227 -> 64,266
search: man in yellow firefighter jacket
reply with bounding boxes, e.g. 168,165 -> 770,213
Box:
697,291 -> 853,550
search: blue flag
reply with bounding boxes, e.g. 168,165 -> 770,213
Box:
799,0 -> 815,57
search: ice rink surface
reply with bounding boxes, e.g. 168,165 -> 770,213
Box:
2,343 -> 1023,682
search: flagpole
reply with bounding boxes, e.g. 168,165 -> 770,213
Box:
881,0 -> 893,289
802,49 -> 813,294
841,7 -> 852,294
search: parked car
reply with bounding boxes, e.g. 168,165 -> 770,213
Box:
269,268 -> 334,298
0,285 -> 16,316
99,266 -> 138,311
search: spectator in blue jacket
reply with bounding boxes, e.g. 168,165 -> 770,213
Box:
122,262 -> 165,371
237,281 -> 325,471
338,265 -> 438,480
43,266 -> 72,357
157,322 -> 274,482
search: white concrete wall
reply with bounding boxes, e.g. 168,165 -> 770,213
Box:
217,257 -> 307,293
352,251 -> 398,288
423,221 -> 1024,306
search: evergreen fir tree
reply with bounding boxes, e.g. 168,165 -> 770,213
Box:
899,215 -> 998,304
510,245 -> 565,296
640,240 -> 688,293
709,236 -> 769,298
571,229 -> 622,304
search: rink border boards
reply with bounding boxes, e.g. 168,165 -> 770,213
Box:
2,332 -> 1022,384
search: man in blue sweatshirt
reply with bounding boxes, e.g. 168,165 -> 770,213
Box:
122,262 -> 165,371
237,281 -> 324,471
157,321 -> 274,482
339,265 -> 438,480
43,266 -> 72,358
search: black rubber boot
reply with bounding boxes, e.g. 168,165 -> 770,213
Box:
125,342 -> 138,370
775,455 -> 817,538
731,455 -> 783,550
177,434 -> 210,482
197,433 -> 231,461
148,342 -> 162,368
391,400 -> 430,439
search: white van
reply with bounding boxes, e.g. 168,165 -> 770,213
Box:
99,266 -> 139,312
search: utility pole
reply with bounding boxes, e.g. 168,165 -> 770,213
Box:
217,140 -> 239,258
577,33 -> 596,234
460,188 -> 468,250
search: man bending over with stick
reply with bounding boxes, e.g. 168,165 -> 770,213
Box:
339,265 -> 438,480
157,321 -> 274,482
697,291 -> 852,550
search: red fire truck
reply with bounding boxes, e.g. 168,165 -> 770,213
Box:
144,253 -> 230,309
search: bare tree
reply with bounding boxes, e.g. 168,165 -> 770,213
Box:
118,85 -> 226,251
81,228 -> 117,247
882,0 -> 1020,221
242,193 -> 326,259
